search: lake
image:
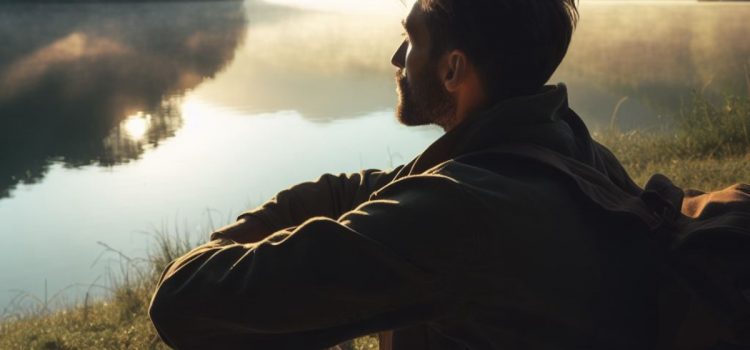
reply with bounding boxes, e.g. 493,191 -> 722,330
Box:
1,0 -> 749,311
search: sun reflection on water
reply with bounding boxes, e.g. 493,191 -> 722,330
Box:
122,112 -> 151,141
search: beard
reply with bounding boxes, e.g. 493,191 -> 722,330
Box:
395,65 -> 456,127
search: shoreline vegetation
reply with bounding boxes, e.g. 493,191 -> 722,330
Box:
1,89 -> 749,349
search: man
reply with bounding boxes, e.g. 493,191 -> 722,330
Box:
149,1 -> 662,349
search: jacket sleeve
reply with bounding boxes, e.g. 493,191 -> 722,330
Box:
148,175 -> 485,350
240,166 -> 405,232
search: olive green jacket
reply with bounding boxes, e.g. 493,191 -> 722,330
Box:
149,84 -> 660,349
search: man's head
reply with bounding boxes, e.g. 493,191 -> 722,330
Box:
393,0 -> 578,130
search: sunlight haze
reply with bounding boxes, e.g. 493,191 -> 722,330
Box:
261,0 -> 409,14
260,0 -> 696,14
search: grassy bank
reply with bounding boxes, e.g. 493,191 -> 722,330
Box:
0,229 -> 380,350
1,93 -> 748,350
598,93 -> 750,189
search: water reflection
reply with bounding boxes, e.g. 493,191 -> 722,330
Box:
1,1 -> 749,200
194,1 -> 401,121
0,1 -> 247,199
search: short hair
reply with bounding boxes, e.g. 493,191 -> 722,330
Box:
419,0 -> 578,99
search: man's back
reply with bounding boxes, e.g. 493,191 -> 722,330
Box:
380,84 -> 660,349
387,158 -> 658,349
149,85 -> 661,349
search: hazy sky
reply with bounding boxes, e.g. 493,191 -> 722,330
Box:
263,0 -> 697,14
263,0 -> 407,14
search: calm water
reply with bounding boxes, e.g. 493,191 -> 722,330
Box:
1,0 -> 749,310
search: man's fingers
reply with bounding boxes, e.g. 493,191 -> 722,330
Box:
209,230 -> 225,241
209,216 -> 274,244
209,218 -> 247,241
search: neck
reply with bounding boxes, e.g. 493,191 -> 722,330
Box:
441,94 -> 491,133
439,116 -> 462,132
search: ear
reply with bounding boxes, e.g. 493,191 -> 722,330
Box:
442,50 -> 468,93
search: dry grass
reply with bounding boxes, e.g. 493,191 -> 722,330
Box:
0,227 -> 379,350
0,227 -> 196,350
596,91 -> 750,190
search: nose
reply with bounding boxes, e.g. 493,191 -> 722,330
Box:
391,40 -> 408,69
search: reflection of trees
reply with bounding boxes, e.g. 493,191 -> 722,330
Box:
0,1 -> 247,198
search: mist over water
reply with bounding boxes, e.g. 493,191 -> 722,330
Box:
0,0 -> 748,309
556,2 -> 750,130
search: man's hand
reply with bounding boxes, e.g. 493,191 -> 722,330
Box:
210,216 -> 274,244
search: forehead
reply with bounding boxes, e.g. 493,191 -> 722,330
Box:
403,1 -> 427,34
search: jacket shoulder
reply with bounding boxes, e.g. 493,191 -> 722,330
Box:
427,158 -> 577,205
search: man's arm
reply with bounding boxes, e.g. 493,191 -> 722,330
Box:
212,166 -> 405,243
149,175 -> 486,349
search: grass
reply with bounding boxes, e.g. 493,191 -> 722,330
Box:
1,92 -> 748,350
0,229 -> 193,350
596,92 -> 750,189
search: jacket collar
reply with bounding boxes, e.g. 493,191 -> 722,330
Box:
402,83 -> 591,176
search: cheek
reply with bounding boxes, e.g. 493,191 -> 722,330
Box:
402,45 -> 413,76
404,44 -> 422,78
